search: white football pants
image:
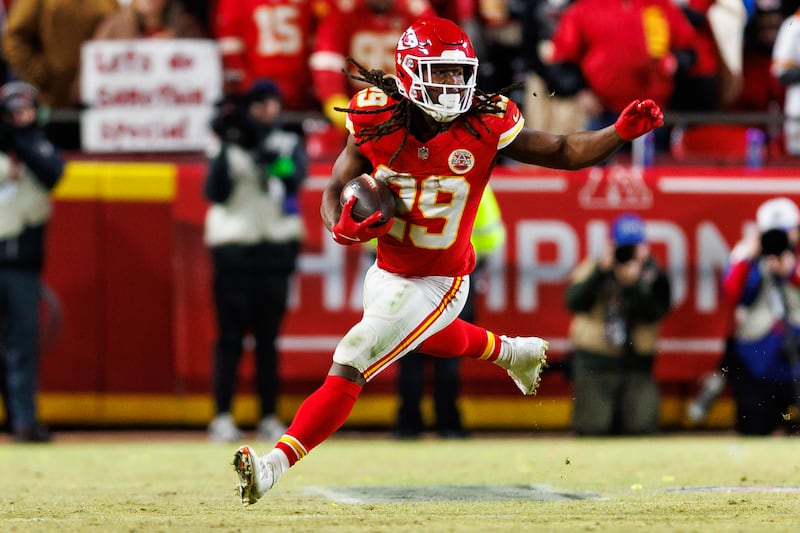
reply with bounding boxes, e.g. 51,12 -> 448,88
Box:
332,263 -> 469,381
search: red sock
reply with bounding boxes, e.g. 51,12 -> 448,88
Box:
418,318 -> 502,361
275,375 -> 362,466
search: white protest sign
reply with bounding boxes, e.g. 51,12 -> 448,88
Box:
80,39 -> 221,152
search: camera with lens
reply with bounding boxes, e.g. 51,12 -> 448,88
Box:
614,244 -> 637,264
210,93 -> 261,149
760,228 -> 792,257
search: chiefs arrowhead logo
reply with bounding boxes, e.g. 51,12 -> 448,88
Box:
397,29 -> 419,50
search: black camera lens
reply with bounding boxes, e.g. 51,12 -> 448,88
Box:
760,229 -> 791,257
614,244 -> 636,263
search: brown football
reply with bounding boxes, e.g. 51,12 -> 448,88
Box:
340,173 -> 397,227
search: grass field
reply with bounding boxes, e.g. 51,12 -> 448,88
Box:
1,431 -> 799,532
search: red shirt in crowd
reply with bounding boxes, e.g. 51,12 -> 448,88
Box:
551,0 -> 696,112
215,0 -> 335,110
309,0 -> 435,105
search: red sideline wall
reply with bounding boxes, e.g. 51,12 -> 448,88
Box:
27,159 -> 800,429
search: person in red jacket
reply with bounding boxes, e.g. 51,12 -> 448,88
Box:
548,0 -> 696,149
214,0 -> 335,111
231,16 -> 663,506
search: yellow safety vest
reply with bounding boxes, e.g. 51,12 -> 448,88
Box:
471,185 -> 506,258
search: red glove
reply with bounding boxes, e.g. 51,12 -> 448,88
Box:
332,196 -> 394,245
614,99 -> 664,141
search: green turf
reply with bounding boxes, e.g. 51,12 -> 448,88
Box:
1,433 -> 799,532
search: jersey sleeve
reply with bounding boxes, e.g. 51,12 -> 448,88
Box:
309,9 -> 351,102
345,88 -> 395,138
214,0 -> 246,88
495,97 -> 525,149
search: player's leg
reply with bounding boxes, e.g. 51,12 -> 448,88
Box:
232,265 -> 468,505
418,317 -> 548,395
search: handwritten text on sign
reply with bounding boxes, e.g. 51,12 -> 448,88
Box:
80,39 -> 222,152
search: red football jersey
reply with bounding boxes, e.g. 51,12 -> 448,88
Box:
310,0 -> 436,103
346,87 -> 524,277
215,0 -> 334,110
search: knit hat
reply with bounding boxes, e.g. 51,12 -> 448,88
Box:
246,79 -> 282,104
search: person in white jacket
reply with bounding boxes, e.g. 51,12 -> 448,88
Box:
204,80 -> 306,443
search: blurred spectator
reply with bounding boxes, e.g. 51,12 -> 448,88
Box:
204,79 -> 306,443
721,197 -> 800,435
394,185 -> 506,440
93,0 -> 208,40
565,213 -> 672,436
722,6 -> 785,156
771,6 -> 800,155
688,197 -> 800,425
548,0 -> 696,150
214,0 -> 334,112
1,0 -> 118,149
178,0 -> 214,36
309,0 -> 436,130
0,81 -> 64,442
519,0 -> 585,135
470,0 -> 525,97
429,0 -> 487,67
0,1 -> 11,85
727,6 -> 785,113
669,0 -> 746,112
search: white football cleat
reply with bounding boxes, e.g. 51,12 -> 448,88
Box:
232,445 -> 276,506
499,336 -> 548,395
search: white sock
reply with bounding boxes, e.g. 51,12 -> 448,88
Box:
494,335 -> 513,368
264,448 -> 290,479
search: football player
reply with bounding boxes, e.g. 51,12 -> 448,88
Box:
233,16 -> 663,505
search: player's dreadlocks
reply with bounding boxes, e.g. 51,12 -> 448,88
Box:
335,57 -> 522,166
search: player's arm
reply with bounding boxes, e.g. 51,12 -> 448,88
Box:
214,0 -> 247,91
320,135 -> 373,231
502,126 -> 625,170
501,99 -> 664,170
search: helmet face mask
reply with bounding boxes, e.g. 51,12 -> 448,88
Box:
395,18 -> 478,123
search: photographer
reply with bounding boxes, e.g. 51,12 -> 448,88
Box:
204,79 -> 306,442
721,197 -> 800,435
0,81 -> 64,442
565,213 -> 672,436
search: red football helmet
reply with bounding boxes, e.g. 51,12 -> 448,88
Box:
394,17 -> 478,123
